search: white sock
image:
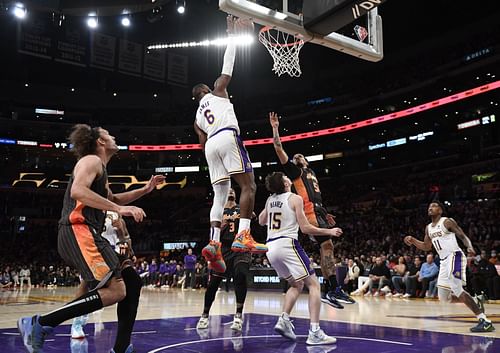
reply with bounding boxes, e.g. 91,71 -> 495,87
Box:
237,218 -> 251,234
477,313 -> 490,322
210,227 -> 221,242
310,322 -> 320,332
281,312 -> 290,321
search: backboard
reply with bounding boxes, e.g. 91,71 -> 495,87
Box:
219,0 -> 385,62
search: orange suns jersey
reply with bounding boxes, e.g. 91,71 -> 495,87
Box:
282,161 -> 322,224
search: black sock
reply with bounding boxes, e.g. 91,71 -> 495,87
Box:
39,290 -> 103,327
113,267 -> 142,353
203,276 -> 222,316
236,303 -> 244,315
328,275 -> 338,290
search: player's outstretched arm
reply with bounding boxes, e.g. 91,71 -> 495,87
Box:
290,194 -> 342,237
444,218 -> 475,255
404,227 -> 432,251
213,15 -> 236,98
269,112 -> 289,164
111,175 -> 165,205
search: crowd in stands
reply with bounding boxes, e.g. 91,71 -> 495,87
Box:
1,263 -> 80,290
1,158 -> 499,302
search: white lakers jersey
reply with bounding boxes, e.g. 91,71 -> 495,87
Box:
265,192 -> 299,241
427,217 -> 462,258
195,93 -> 240,138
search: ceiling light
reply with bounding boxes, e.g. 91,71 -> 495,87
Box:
177,0 -> 186,14
121,16 -> 131,27
12,3 -> 27,19
87,15 -> 98,29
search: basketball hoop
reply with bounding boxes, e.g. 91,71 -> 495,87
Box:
258,26 -> 304,78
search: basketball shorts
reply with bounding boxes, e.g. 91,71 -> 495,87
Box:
58,224 -> 121,290
213,250 -> 252,279
437,250 -> 466,296
266,236 -> 315,282
205,129 -> 253,185
307,204 -> 333,245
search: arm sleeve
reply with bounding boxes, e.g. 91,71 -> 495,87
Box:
222,37 -> 236,76
282,160 -> 302,180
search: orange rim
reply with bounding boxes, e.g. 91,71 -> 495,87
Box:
258,26 -> 304,48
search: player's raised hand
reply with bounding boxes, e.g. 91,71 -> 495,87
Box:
404,235 -> 414,246
144,175 -> 166,193
118,205 -> 147,223
269,112 -> 280,129
329,227 -> 343,237
226,15 -> 236,34
467,247 -> 476,256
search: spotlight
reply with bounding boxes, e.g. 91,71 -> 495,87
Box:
176,0 -> 186,14
121,16 -> 131,27
12,3 -> 27,19
147,6 -> 163,23
87,15 -> 98,29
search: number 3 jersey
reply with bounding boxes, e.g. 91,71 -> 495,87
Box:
427,217 -> 462,259
221,205 -> 240,252
195,93 -> 240,138
265,192 -> 299,241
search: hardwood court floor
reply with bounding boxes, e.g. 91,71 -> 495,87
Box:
1,286 -> 498,352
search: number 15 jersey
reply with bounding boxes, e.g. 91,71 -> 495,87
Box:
265,192 -> 300,241
195,93 -> 240,138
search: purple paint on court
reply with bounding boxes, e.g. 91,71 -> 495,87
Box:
1,314 -> 497,353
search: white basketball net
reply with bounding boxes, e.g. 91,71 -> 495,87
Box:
258,27 -> 304,78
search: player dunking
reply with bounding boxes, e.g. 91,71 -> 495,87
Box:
404,201 -> 495,332
193,16 -> 266,273
269,112 -> 353,308
17,124 -> 165,353
196,188 -> 251,331
259,172 -> 342,345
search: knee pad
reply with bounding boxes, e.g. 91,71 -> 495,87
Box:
451,285 -> 464,298
438,287 -> 452,303
210,181 -> 230,222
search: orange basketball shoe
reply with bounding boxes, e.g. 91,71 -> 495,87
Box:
202,240 -> 226,273
231,229 -> 268,253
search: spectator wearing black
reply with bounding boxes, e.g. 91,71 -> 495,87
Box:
352,257 -> 391,296
403,256 -> 423,298
471,250 -> 498,299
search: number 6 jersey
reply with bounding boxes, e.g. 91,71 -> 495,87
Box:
195,93 -> 240,138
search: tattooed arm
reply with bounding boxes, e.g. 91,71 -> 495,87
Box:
269,112 -> 289,165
